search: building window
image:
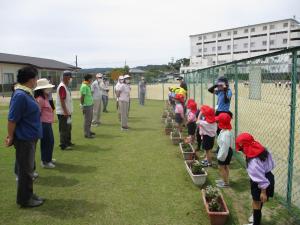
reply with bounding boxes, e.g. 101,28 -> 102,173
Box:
262,41 -> 267,46
263,25 -> 268,31
198,48 -> 202,53
283,22 -> 288,28
270,24 -> 275,29
203,35 -> 207,40
244,43 -> 248,48
218,33 -> 222,37
270,40 -> 275,45
198,36 -> 202,40
227,45 -> 231,50
3,73 -> 14,84
250,42 -> 255,47
251,27 -> 255,32
233,30 -> 238,35
283,38 -> 288,44
212,46 -> 216,51
244,28 -> 249,33
218,46 -> 222,51
204,48 -> 207,52
233,44 -> 238,49
227,31 -> 231,36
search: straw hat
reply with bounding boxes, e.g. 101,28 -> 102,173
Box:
123,74 -> 131,79
34,78 -> 55,91
96,73 -> 103,78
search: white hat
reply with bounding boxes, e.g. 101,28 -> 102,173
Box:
96,73 -> 103,78
123,74 -> 131,79
118,75 -> 124,80
34,78 -> 55,91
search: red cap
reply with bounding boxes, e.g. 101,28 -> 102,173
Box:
188,101 -> 197,114
235,133 -> 265,158
200,105 -> 216,123
175,94 -> 184,103
215,113 -> 232,130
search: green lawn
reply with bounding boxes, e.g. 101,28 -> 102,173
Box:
0,99 -> 298,225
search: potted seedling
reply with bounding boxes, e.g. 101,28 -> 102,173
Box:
185,160 -> 207,186
201,186 -> 229,225
170,128 -> 182,145
161,110 -> 168,123
165,121 -> 173,135
165,116 -> 173,125
179,143 -> 195,160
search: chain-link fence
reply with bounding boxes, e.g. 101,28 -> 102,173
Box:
182,46 -> 300,219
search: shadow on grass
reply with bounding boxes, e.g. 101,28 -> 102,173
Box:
36,176 -> 79,187
72,145 -> 112,153
34,199 -> 107,219
54,162 -> 97,174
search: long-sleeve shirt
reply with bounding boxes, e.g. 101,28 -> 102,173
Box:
197,120 -> 217,137
217,129 -> 233,161
247,152 -> 275,189
175,103 -> 184,119
118,83 -> 131,102
91,80 -> 102,100
100,81 -> 109,96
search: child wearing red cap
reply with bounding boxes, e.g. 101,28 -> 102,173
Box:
196,105 -> 217,167
236,133 -> 275,225
174,94 -> 185,130
186,99 -> 197,142
215,113 -> 233,188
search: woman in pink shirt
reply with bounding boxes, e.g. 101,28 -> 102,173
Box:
34,79 -> 55,169
174,94 -> 185,130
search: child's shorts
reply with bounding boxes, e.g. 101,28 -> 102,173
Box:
218,148 -> 233,165
175,113 -> 183,124
187,122 -> 196,135
202,135 -> 215,150
250,172 -> 275,201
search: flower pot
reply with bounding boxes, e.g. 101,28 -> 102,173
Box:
201,190 -> 230,225
179,143 -> 195,160
165,128 -> 172,135
170,132 -> 182,145
185,160 -> 207,186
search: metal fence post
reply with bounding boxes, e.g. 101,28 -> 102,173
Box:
193,72 -> 196,99
287,50 -> 297,208
212,68 -> 215,109
201,72 -> 203,105
162,82 -> 165,101
234,63 -> 239,139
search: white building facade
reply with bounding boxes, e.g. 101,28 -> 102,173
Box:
180,18 -> 300,73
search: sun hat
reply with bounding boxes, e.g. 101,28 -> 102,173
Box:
174,94 -> 184,103
215,113 -> 232,130
96,73 -> 103,78
34,78 -> 55,91
216,76 -> 228,86
63,70 -> 73,77
123,74 -> 131,79
235,133 -> 265,158
118,76 -> 124,80
200,105 -> 216,123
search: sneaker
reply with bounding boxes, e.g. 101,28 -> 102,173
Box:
51,159 -> 56,164
248,214 -> 253,223
32,193 -> 44,201
201,159 -> 208,164
69,143 -> 75,146
41,162 -> 55,169
90,132 -> 96,136
201,161 -> 212,167
91,123 -> 99,127
216,182 -> 229,188
20,198 -> 44,208
121,127 -> 129,131
215,179 -> 224,184
61,145 -> 72,150
85,135 -> 94,139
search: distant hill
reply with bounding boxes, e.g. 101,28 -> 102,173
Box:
78,68 -> 113,74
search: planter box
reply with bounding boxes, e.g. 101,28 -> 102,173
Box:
185,160 -> 207,186
179,143 -> 195,160
170,132 -> 182,145
165,128 -> 172,135
201,190 -> 230,225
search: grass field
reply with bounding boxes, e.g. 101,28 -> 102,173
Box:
0,99 -> 298,225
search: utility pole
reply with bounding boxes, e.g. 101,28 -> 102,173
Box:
75,55 -> 78,68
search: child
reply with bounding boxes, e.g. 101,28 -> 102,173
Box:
34,78 -> 56,169
186,99 -> 197,143
174,94 -> 185,130
215,113 -> 233,188
197,105 -> 217,167
236,133 -> 275,225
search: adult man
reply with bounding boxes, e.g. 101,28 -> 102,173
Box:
80,74 -> 95,138
6,66 -> 44,207
56,71 -> 74,150
117,75 -> 131,130
91,73 -> 103,126
138,77 -> 146,105
177,76 -> 188,91
101,76 -> 110,112
115,76 -> 124,121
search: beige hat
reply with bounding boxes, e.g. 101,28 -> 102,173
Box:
123,74 -> 131,79
34,78 -> 55,91
96,73 -> 103,78
118,75 -> 124,80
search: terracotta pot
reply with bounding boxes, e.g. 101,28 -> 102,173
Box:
165,128 -> 172,135
179,143 -> 195,160
201,190 -> 230,225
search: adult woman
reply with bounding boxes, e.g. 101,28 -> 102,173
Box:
6,66 -> 43,207
34,78 -> 56,169
236,133 -> 275,225
117,75 -> 131,130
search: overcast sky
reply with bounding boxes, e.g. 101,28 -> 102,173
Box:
0,0 -> 299,68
